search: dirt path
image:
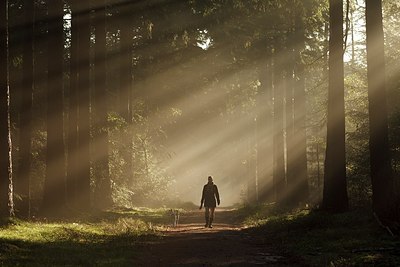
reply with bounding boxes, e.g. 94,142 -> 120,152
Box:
135,209 -> 297,266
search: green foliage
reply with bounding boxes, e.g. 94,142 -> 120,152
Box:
344,72 -> 372,207
107,110 -> 173,208
239,205 -> 400,266
101,217 -> 153,236
0,209 -> 164,266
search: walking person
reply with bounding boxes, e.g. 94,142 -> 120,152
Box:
199,176 -> 220,228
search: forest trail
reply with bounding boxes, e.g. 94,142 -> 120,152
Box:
136,208 -> 298,266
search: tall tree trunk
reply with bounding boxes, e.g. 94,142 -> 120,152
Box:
33,0 -> 48,119
273,47 -> 286,204
322,0 -> 348,212
119,5 -> 133,187
118,6 -> 132,122
93,0 -> 112,209
293,60 -> 309,203
76,2 -> 91,211
31,0 -> 48,213
257,57 -> 274,202
43,0 -> 66,215
293,1 -> 309,204
316,140 -> 321,189
285,42 -> 296,206
66,0 -> 79,208
0,0 -> 15,218
365,0 -> 396,220
247,117 -> 258,204
16,0 -> 34,218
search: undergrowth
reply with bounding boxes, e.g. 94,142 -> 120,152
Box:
0,208 -> 172,266
239,204 -> 400,266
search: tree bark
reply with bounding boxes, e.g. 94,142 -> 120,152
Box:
322,0 -> 348,212
247,118 -> 258,204
273,47 -> 286,204
43,0 -> 66,215
293,59 -> 309,203
93,0 -> 113,209
293,1 -> 309,204
365,0 -> 396,220
66,0 -> 79,208
0,0 -> 15,218
257,57 -> 274,202
285,37 -> 296,206
118,4 -> 134,188
76,2 -> 92,211
16,0 -> 34,218
118,5 -> 132,122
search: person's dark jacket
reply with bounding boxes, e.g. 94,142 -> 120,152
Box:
201,182 -> 220,208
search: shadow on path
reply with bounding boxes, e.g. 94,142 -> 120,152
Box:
135,209 -> 299,266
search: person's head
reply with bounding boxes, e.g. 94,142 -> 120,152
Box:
208,176 -> 213,183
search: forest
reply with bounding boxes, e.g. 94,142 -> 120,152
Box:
0,0 -> 400,266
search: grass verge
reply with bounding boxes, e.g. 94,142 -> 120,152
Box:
0,207 -> 176,266
239,204 -> 400,266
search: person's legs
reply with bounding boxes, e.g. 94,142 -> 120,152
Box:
209,207 -> 215,228
205,207 -> 210,227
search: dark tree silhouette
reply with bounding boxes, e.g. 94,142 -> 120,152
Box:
293,1 -> 309,204
273,47 -> 286,204
93,0 -> 113,209
16,0 -> 34,218
43,0 -> 66,214
285,34 -> 296,205
257,56 -> 273,203
66,0 -> 80,208
76,2 -> 92,211
118,3 -> 134,187
322,0 -> 348,212
118,3 -> 133,122
365,0 -> 397,220
0,0 -> 15,218
247,119 -> 258,204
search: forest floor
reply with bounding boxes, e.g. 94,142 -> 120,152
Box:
135,208 -> 302,266
129,205 -> 400,266
0,205 -> 399,266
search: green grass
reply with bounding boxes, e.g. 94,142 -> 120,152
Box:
0,208 -> 172,266
239,204 -> 400,266
3,205 -> 398,266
